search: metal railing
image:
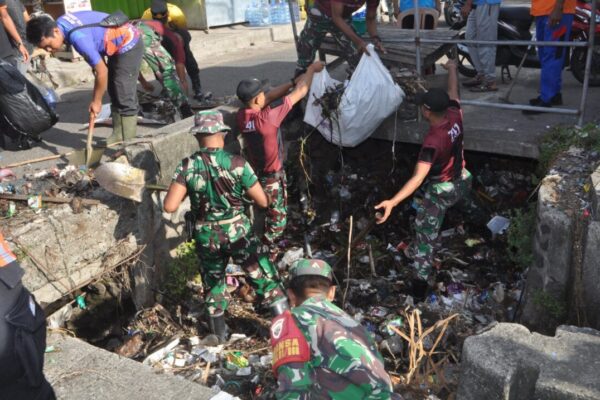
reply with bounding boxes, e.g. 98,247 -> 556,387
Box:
287,0 -> 597,126
408,0 -> 597,126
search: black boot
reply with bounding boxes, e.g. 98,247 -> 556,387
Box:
208,311 -> 229,342
179,103 -> 194,119
190,75 -> 204,102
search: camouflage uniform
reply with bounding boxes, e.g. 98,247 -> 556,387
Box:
296,8 -> 359,70
137,21 -> 188,109
172,111 -> 285,315
261,173 -> 287,248
413,169 -> 473,280
271,259 -> 400,400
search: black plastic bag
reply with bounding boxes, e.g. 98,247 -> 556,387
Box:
0,60 -> 58,150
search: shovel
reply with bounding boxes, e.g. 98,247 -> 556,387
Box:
67,112 -> 106,167
94,162 -> 168,202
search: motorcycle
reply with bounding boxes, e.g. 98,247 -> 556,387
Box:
447,0 -> 600,86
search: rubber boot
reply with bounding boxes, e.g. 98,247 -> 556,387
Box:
269,297 -> 289,317
96,113 -> 123,148
208,311 -> 229,342
121,115 -> 138,141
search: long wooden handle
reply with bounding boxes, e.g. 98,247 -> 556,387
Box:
1,141 -> 124,169
85,112 -> 95,165
0,193 -> 100,205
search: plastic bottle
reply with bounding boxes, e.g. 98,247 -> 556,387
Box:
246,2 -> 257,26
260,0 -> 271,26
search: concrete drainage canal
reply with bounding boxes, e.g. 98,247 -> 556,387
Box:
2,121 -> 600,399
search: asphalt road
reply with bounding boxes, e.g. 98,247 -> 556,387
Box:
0,41 -> 300,170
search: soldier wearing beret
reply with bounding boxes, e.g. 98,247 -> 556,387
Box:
270,258 -> 401,399
164,110 -> 288,340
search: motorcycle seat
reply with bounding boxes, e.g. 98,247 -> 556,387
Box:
499,7 -> 534,24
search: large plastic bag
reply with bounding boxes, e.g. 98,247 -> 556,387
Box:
0,60 -> 58,149
304,44 -> 405,147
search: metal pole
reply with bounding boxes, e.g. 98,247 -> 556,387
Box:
382,37 -> 588,47
460,99 -> 580,115
287,0 -> 299,46
501,45 -> 532,103
577,0 -> 597,126
414,0 -> 422,77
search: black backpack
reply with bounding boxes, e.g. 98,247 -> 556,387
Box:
66,10 -> 130,40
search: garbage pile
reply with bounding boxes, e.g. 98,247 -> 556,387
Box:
52,145 -> 532,399
0,165 -> 96,216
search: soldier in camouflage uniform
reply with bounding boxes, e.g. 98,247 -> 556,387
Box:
375,60 -> 472,283
164,110 -> 288,339
270,259 -> 401,399
236,62 -> 324,260
295,0 -> 385,75
135,21 -> 193,118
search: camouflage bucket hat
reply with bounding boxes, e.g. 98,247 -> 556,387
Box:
190,110 -> 231,135
289,258 -> 333,281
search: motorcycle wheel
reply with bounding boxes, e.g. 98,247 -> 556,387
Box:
444,0 -> 466,29
571,44 -> 600,87
456,33 -> 478,78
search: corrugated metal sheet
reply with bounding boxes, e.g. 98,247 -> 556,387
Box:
90,0 -> 152,19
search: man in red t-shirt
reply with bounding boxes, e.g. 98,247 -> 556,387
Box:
375,60 -> 472,285
236,61 -> 324,259
296,0 -> 385,76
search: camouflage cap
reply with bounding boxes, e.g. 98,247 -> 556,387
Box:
190,110 -> 231,135
289,258 -> 333,281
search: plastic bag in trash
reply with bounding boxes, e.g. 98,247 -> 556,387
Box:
304,44 -> 405,147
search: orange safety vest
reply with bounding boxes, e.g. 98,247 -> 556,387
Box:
0,232 -> 17,267
531,0 -> 576,17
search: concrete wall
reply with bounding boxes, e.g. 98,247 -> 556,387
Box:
457,323 -> 600,400
6,106 -> 242,309
521,157 -> 600,332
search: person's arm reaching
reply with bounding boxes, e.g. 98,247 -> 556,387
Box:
444,60 -> 459,101
265,82 -> 295,105
287,61 -> 325,105
374,161 -> 431,224
90,60 -> 108,117
0,5 -> 28,61
366,4 -> 385,53
330,1 -> 370,55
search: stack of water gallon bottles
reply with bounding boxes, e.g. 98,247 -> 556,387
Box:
246,0 -> 300,27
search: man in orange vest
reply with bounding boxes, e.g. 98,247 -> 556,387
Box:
523,0 -> 576,114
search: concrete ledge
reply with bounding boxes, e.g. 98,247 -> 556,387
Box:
45,333 -> 214,400
3,199 -> 139,305
457,323 -> 600,400
373,114 -> 540,159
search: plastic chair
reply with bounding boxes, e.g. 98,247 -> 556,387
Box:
397,8 -> 440,30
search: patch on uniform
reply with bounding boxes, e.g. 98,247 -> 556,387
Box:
270,310 -> 310,374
